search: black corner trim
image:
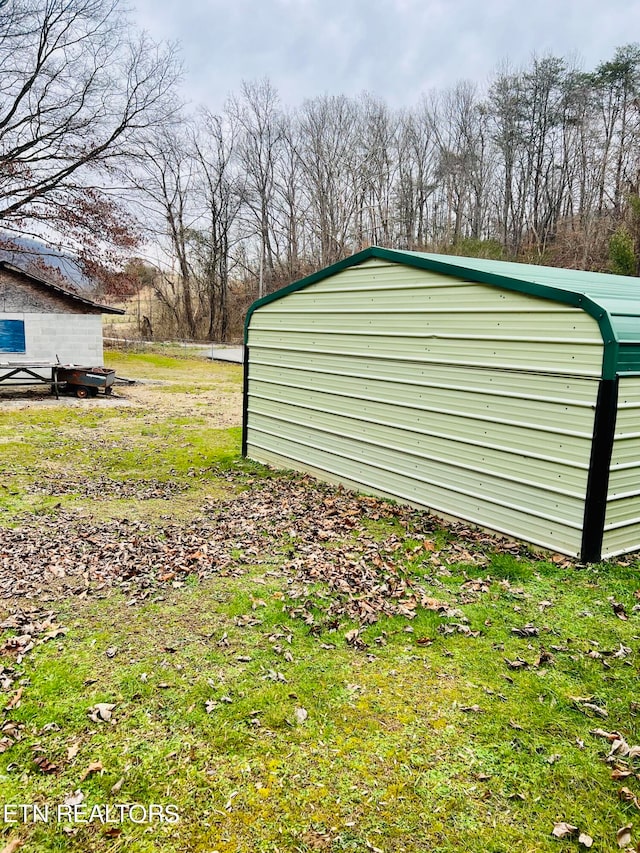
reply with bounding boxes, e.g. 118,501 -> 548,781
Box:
241,344 -> 249,458
580,377 -> 619,562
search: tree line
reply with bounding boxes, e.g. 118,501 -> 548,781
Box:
142,47 -> 640,340
2,2 -> 640,340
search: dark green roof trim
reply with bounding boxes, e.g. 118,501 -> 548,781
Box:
243,249 -> 374,338
244,247 -> 638,378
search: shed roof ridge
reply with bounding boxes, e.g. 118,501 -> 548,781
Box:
244,245 -> 640,377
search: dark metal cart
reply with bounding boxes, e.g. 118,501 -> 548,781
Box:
55,366 -> 116,398
0,362 -> 116,399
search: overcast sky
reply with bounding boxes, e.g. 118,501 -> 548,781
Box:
131,0 -> 640,111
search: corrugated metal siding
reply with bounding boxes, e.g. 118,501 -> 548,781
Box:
617,346 -> 640,372
247,259 -> 603,555
252,262 -> 603,377
602,376 -> 640,557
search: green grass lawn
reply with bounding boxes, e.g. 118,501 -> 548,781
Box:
1,350 -> 640,852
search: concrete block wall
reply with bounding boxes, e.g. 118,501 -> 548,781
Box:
0,312 -> 104,369
0,268 -> 108,385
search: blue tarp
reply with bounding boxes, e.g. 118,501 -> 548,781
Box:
0,319 -> 26,353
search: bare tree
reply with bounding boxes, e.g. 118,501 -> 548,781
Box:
0,0 -> 181,266
271,110 -> 309,281
428,82 -> 492,245
228,79 -> 283,296
394,106 -> 438,247
354,95 -> 398,248
191,110 -> 244,340
489,64 -> 530,252
114,45 -> 640,342
298,94 -> 362,265
134,126 -> 200,338
593,45 -> 640,215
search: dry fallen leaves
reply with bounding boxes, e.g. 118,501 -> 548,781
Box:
33,754 -> 58,774
552,822 -> 579,839
67,741 -> 80,761
0,473 -> 531,632
616,824 -> 632,847
612,768 -> 634,781
63,790 -> 84,807
572,697 -> 608,718
619,787 -> 640,809
610,599 -> 629,621
505,657 -> 529,670
551,823 -> 593,847
103,827 -> 122,839
294,707 -> 308,724
4,687 -> 23,711
0,610 -> 70,759
79,761 -> 103,782
591,728 -> 622,741
0,839 -> 23,853
87,703 -> 116,723
111,777 -> 124,794
511,624 -> 539,637
302,829 -> 333,850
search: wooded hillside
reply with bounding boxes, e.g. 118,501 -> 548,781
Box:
1,5 -> 638,340
129,47 -> 640,340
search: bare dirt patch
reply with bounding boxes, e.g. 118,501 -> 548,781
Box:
0,380 -> 242,427
122,382 -> 241,426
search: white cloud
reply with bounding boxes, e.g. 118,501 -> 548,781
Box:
130,0 -> 640,111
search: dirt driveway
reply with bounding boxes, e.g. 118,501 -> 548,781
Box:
0,376 -> 242,428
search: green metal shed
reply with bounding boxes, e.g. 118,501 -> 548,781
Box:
242,247 -> 640,561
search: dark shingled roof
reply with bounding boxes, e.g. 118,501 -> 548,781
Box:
0,261 -> 124,315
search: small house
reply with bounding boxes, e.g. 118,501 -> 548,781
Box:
0,262 -> 122,371
242,247 -> 640,562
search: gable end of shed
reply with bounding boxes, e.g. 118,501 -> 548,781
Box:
244,255 -> 611,558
